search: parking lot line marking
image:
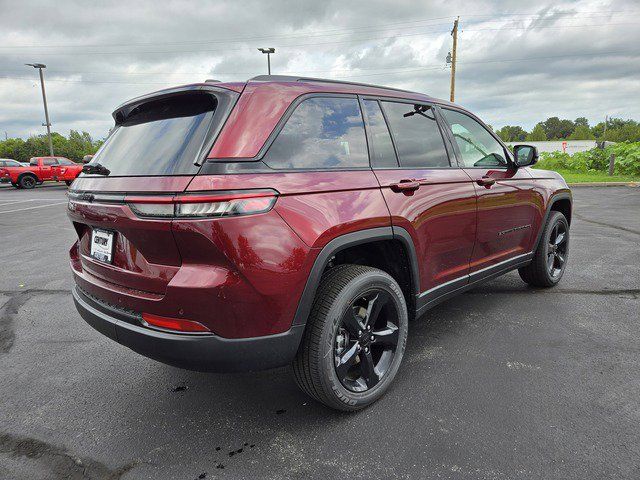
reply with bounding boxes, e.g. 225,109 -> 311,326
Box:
0,200 -> 36,207
0,202 -> 68,214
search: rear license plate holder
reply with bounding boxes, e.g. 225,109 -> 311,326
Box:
90,229 -> 114,264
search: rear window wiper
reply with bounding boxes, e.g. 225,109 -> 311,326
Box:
82,163 -> 111,176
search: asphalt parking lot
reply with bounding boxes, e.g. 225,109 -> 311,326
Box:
0,183 -> 639,480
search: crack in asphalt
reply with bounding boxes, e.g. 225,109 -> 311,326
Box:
573,212 -> 640,236
0,289 -> 70,354
0,432 -> 138,479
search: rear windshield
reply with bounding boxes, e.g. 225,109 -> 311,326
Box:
90,90 -> 233,176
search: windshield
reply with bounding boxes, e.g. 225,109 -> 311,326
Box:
90,90 -> 233,176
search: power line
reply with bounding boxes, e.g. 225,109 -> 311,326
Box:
1,50 -> 637,85
0,18 -> 456,49
3,10 -> 637,49
1,21 -> 637,58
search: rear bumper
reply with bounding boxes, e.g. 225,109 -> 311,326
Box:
72,286 -> 304,372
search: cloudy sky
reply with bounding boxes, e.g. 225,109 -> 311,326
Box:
1,0 -> 639,140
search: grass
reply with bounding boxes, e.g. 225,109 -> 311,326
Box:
537,168 -> 640,184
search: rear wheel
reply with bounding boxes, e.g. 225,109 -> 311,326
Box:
19,175 -> 37,189
519,211 -> 569,287
293,265 -> 408,411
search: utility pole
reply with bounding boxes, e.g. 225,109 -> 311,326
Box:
449,17 -> 459,103
26,63 -> 54,156
257,48 -> 275,75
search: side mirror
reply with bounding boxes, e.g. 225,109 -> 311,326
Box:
513,144 -> 539,167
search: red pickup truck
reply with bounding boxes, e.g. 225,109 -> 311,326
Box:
1,156 -> 83,189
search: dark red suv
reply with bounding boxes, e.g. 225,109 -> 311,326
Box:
68,76 -> 571,410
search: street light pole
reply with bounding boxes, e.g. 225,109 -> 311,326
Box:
26,63 -> 54,156
257,48 -> 275,75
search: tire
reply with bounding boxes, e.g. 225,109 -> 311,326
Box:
19,175 -> 37,189
293,265 -> 408,411
519,211 -> 569,287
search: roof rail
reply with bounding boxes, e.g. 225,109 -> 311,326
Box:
248,75 -> 422,96
249,75 -> 300,82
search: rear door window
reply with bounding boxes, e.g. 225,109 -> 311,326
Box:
361,100 -> 398,168
381,101 -> 450,168
91,90 -> 235,176
43,158 -> 57,166
262,96 -> 368,170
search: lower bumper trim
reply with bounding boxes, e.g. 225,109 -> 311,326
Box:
72,286 -> 304,372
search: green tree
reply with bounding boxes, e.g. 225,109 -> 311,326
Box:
568,125 -> 595,140
496,125 -> 528,142
574,117 -> 590,128
592,118 -> 640,142
0,130 -> 103,162
526,123 -> 547,141
541,117 -> 575,139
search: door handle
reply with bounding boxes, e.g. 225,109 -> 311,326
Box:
476,176 -> 496,188
390,179 -> 420,194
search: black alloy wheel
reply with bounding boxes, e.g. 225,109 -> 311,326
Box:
518,211 -> 570,287
334,290 -> 400,392
293,265 -> 408,411
547,221 -> 568,278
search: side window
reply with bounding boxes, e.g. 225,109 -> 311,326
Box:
361,100 -> 397,168
381,101 -> 450,168
43,158 -> 57,166
57,158 -> 74,165
30,158 -> 38,166
441,109 -> 508,168
262,96 -> 368,170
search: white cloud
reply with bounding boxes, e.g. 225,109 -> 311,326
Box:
0,0 -> 638,139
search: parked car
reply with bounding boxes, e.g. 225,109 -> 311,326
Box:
0,159 -> 25,182
3,156 -> 83,189
68,76 -> 571,411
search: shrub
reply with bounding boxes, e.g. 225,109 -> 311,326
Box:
535,142 -> 640,176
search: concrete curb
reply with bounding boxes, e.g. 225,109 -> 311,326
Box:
568,182 -> 639,187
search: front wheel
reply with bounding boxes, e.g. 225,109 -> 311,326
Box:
519,211 -> 569,287
293,265 -> 408,411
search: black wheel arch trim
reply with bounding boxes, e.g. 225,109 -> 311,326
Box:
532,191 -> 572,253
291,226 -> 420,326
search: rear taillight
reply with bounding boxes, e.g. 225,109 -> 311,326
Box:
126,189 -> 278,219
142,312 -> 211,333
